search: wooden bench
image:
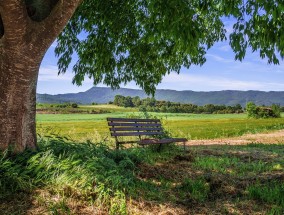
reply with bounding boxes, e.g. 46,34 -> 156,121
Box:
107,117 -> 187,150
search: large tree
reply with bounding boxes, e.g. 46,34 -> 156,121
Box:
0,0 -> 284,152
0,0 -> 82,152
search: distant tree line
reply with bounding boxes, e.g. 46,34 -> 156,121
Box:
37,102 -> 79,108
51,103 -> 79,108
112,95 -> 244,114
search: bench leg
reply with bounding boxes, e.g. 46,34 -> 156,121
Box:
157,143 -> 162,152
116,143 -> 119,150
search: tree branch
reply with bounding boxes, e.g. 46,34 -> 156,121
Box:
34,0 -> 83,49
0,0 -> 30,42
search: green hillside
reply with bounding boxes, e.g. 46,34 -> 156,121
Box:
36,87 -> 284,106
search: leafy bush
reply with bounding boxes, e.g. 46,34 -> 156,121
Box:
53,102 -> 79,108
246,102 -> 258,118
271,104 -> 281,118
246,102 -> 281,119
71,103 -> 78,108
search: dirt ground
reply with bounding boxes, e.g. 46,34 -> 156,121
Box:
186,129 -> 284,146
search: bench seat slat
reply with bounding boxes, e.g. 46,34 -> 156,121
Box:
116,140 -> 139,144
111,131 -> 164,137
138,138 -> 187,145
107,118 -> 160,122
110,127 -> 162,132
108,122 -> 161,127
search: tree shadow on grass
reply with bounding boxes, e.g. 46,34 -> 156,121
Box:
128,143 -> 284,214
1,139 -> 284,214
0,193 -> 32,214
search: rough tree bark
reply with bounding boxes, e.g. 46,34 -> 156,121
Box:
0,0 -> 82,152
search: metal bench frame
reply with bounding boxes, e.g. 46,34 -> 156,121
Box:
107,117 -> 187,150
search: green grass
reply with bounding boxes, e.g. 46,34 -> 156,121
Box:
248,183 -> 284,214
36,112 -> 128,122
36,112 -> 247,122
1,137 -> 284,214
177,178 -> 210,202
36,112 -> 284,141
81,104 -> 138,112
0,137 -> 148,214
37,103 -> 138,113
3,106 -> 284,213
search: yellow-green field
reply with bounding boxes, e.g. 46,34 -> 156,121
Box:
36,108 -> 284,144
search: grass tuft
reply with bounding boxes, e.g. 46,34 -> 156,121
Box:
177,178 -> 210,202
247,182 -> 284,210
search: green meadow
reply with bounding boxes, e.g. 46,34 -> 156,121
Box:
2,105 -> 284,214
36,106 -> 284,145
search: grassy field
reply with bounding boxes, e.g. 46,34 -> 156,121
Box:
37,104 -> 138,113
1,105 -> 284,214
36,110 -> 284,145
1,138 -> 283,214
82,104 -> 138,112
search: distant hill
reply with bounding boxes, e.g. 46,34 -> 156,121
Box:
36,87 -> 284,106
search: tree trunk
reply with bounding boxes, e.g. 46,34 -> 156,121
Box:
0,0 -> 82,153
0,48 -> 42,153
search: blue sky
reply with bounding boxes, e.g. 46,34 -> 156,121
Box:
37,20 -> 284,95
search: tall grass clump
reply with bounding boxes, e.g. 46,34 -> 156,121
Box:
0,150 -> 34,198
247,182 -> 284,205
247,182 -> 284,213
177,178 -> 210,202
0,136 -> 147,213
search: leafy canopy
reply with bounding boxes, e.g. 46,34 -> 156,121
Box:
55,0 -> 284,95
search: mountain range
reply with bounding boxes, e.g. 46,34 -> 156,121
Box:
36,87 -> 284,106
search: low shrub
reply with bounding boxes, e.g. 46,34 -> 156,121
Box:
246,102 -> 281,119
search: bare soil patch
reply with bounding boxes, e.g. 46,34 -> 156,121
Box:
185,129 -> 284,146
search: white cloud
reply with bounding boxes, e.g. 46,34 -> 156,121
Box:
218,44 -> 231,52
206,53 -> 233,63
38,65 -> 72,81
222,18 -> 235,36
227,58 -> 284,75
38,65 -> 93,83
37,65 -> 95,94
157,73 -> 284,91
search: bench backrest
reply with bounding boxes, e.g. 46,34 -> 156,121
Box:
107,118 -> 164,138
